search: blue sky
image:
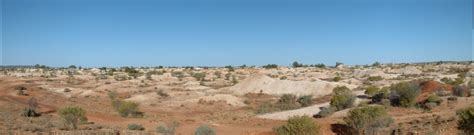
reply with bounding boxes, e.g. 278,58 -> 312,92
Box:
1,0 -> 473,67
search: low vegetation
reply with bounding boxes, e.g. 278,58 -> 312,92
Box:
441,77 -> 464,86
367,76 -> 383,81
192,72 -> 206,81
108,92 -> 143,118
194,125 -> 216,135
364,85 -> 380,97
262,64 -> 278,69
58,106 -> 87,130
128,124 -> 145,131
389,82 -> 420,107
157,121 -> 180,135
456,106 -> 474,134
314,106 -> 336,118
276,94 -> 301,110
274,115 -> 320,135
21,97 -> 40,117
330,86 -> 356,110
297,95 -> 313,107
117,100 -> 142,117
344,106 -> 393,135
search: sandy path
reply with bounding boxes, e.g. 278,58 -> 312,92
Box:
257,90 -> 366,120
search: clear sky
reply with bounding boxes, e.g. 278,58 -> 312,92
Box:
1,0 -> 473,67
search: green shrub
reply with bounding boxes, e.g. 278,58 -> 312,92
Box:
344,106 -> 393,134
128,124 -> 145,131
262,64 -> 278,69
274,115 -> 320,135
192,72 -> 206,81
194,125 -> 216,135
277,94 -> 301,110
368,76 -> 383,82
425,94 -> 442,105
441,77 -> 464,86
456,106 -> 474,134
116,101 -> 142,118
390,82 -> 420,107
333,76 -> 342,82
330,86 -> 356,110
315,107 -> 336,118
157,121 -> 180,135
365,86 -> 380,97
255,102 -> 277,114
371,87 -> 390,103
58,106 -> 87,130
297,95 -> 313,107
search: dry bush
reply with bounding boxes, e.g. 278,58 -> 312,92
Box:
330,86 -> 356,110
58,106 -> 87,130
274,115 -> 320,135
390,82 -> 420,107
344,106 -> 393,135
457,106 -> 474,134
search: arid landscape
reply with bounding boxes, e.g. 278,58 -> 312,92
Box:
2,0 -> 473,134
0,61 -> 473,134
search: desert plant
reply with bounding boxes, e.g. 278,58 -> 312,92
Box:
314,106 -> 336,118
64,88 -> 71,93
297,95 -> 313,107
365,86 -> 380,97
128,124 -> 145,131
330,86 -> 356,110
333,76 -> 342,82
344,106 -> 393,135
368,76 -> 383,82
314,63 -> 326,68
116,101 -> 142,118
441,77 -> 464,86
262,64 -> 278,69
456,106 -> 474,134
192,72 -> 206,81
157,90 -> 170,97
372,62 -> 381,67
277,94 -> 301,110
21,97 -> 40,117
274,115 -> 320,135
157,121 -> 180,135
255,101 -> 277,114
371,87 -> 390,103
389,82 -> 420,107
225,65 -> 235,72
292,61 -> 304,68
58,106 -> 87,130
425,94 -> 443,105
194,125 -> 216,135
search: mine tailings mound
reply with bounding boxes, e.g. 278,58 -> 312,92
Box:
417,80 -> 453,102
228,74 -> 356,97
